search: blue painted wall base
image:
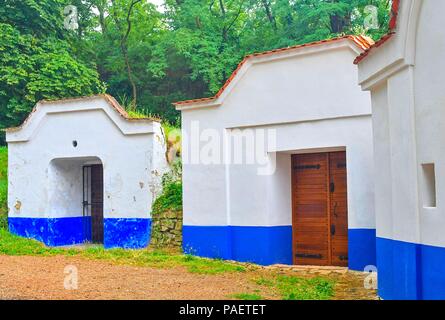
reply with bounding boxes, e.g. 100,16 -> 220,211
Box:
8,217 -> 151,249
376,237 -> 445,300
348,229 -> 376,271
183,225 -> 292,265
9,217 -> 87,246
104,218 -> 151,249
183,225 -> 377,267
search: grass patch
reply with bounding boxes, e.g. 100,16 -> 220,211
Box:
256,275 -> 335,300
80,246 -> 245,274
231,293 -> 264,300
0,229 -> 245,274
0,229 -> 63,256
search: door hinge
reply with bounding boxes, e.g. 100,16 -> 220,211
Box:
295,253 -> 323,259
294,164 -> 321,170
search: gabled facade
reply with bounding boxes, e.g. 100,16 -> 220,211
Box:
357,0 -> 445,300
6,95 -> 168,248
176,37 -> 376,270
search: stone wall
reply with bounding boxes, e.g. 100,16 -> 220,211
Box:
150,209 -> 182,248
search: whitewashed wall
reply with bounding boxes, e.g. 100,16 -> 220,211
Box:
180,40 -> 375,266
357,0 -> 445,300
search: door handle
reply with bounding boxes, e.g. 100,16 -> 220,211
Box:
331,224 -> 336,235
330,182 -> 335,193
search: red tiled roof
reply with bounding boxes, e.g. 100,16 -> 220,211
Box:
4,94 -> 160,133
354,0 -> 400,64
174,35 -> 374,107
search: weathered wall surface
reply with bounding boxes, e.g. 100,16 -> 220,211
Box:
7,96 -> 168,248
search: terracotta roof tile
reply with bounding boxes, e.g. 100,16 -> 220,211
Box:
354,0 -> 400,64
174,35 -> 374,107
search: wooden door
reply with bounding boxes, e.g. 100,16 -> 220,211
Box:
292,152 -> 348,266
90,164 -> 104,244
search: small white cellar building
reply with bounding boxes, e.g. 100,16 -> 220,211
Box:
6,95 -> 167,248
175,36 -> 376,270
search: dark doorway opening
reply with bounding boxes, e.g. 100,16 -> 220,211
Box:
291,151 -> 348,267
83,164 -> 104,244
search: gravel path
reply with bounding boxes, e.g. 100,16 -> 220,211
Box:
0,255 -> 377,300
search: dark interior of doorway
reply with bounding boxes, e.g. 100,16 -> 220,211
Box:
83,164 -> 104,244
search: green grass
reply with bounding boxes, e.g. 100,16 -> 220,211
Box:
0,229 -> 245,274
0,230 -> 338,300
0,146 -> 337,300
126,109 -> 161,121
256,275 -> 335,300
0,229 -> 63,256
231,293 -> 264,300
0,146 -> 242,275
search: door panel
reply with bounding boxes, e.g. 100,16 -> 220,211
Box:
329,152 -> 348,266
292,152 -> 348,267
292,153 -> 329,266
90,164 -> 104,244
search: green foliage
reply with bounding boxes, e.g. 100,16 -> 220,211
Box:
146,0 -> 391,101
0,0 -> 68,38
231,293 -> 264,300
0,214 -> 6,230
0,23 -> 105,128
152,179 -> 183,215
0,0 -> 105,141
0,0 -> 392,131
0,229 -> 245,274
78,0 -> 390,123
0,229 -> 64,255
83,246 -> 247,274
256,275 -> 335,300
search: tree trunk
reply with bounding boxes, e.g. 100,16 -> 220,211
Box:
111,0 -> 141,110
261,0 -> 277,31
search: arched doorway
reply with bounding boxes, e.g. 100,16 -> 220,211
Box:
82,163 -> 104,244
48,157 -> 104,244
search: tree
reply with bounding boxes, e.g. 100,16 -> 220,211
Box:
0,0 -> 392,129
109,0 -> 142,110
0,0 -> 105,135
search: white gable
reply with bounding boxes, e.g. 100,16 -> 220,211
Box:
6,95 -> 158,143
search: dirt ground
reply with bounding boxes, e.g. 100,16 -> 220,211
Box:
0,255 -> 378,300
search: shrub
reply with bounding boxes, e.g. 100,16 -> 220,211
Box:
156,160 -> 182,210
150,159 -> 183,248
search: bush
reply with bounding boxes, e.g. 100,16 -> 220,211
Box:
0,214 -> 7,230
150,159 -> 183,248
152,161 -> 183,215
